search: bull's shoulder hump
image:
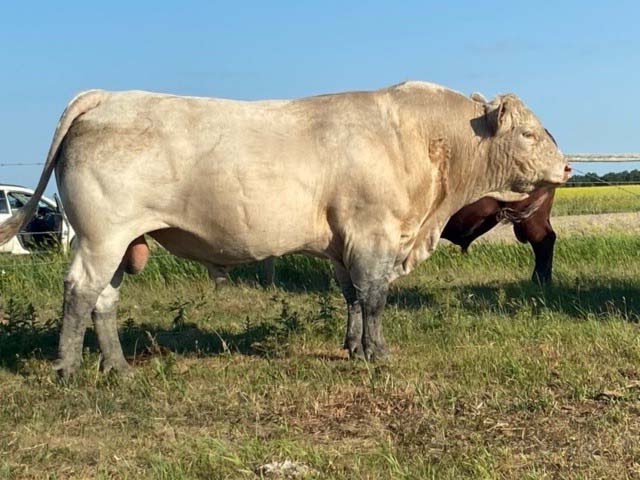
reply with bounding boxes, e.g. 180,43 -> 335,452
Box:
391,80 -> 448,92
387,81 -> 466,98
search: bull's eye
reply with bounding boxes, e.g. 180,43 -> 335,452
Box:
522,131 -> 536,140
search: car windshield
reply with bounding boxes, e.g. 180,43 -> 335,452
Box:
7,192 -> 54,213
0,191 -> 8,214
8,192 -> 30,210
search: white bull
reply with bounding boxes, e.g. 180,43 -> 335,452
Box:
0,81 -> 568,377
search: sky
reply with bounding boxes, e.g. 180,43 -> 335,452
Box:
1,1 -> 639,195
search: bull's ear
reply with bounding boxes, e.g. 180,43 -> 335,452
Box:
485,95 -> 520,136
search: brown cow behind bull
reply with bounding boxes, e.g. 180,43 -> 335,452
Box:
442,186 -> 556,284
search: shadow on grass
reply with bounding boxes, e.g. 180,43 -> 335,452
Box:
253,256 -> 640,322
387,277 -> 640,322
229,256 -> 335,293
458,278 -> 640,321
0,294 -> 342,372
4,262 -> 640,372
0,320 -> 304,373
387,286 -> 438,310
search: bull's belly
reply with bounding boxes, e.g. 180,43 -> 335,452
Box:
148,225 -> 328,267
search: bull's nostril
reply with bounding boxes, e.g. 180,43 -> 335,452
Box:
564,165 -> 572,172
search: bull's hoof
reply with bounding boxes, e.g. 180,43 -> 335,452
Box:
101,357 -> 133,377
52,358 -> 81,380
344,341 -> 366,360
349,347 -> 366,360
363,344 -> 390,362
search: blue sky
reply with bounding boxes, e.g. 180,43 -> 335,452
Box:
1,1 -> 638,192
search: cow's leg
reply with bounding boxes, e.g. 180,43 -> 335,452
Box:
514,220 -> 556,285
332,261 -> 364,359
263,257 -> 276,286
530,228 -> 556,284
92,266 -> 131,375
54,240 -> 128,379
347,251 -> 394,362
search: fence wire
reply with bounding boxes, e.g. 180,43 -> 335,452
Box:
0,162 -> 46,167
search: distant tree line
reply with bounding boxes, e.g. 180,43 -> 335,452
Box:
566,169 -> 640,187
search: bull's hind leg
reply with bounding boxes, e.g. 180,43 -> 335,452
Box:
54,240 -> 128,378
332,261 -> 364,359
92,266 -> 131,375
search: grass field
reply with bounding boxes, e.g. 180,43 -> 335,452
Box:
2,235 -> 640,479
554,185 -> 640,216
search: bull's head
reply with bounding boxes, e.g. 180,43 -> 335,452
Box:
481,94 -> 570,200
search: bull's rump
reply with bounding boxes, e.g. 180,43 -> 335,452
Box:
55,90 -> 413,263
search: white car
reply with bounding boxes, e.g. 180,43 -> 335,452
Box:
0,184 -> 74,254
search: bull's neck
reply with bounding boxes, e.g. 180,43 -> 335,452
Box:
441,131 -> 499,216
392,93 -> 510,222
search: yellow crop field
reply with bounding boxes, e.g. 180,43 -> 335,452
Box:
554,185 -> 640,216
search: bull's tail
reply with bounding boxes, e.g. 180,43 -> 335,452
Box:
0,90 -> 108,246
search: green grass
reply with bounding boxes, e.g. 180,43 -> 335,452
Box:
2,235 -> 640,478
554,185 -> 640,216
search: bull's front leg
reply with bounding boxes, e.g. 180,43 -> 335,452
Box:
344,248 -> 395,362
358,280 -> 390,361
